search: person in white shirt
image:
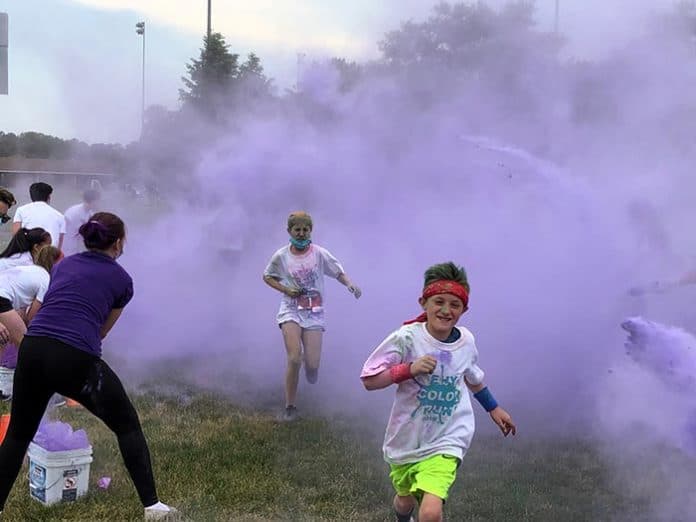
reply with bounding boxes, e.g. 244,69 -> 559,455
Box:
62,189 -> 100,255
0,188 -> 17,226
12,182 -> 66,249
0,227 -> 52,272
361,262 -> 515,522
0,246 -> 62,350
263,211 -> 361,421
0,228 -> 52,353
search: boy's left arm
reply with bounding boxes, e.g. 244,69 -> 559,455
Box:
337,273 -> 361,299
465,379 -> 516,437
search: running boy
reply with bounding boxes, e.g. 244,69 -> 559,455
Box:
361,262 -> 515,522
263,211 -> 361,421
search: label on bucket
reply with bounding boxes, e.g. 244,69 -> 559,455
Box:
62,469 -> 78,501
29,461 -> 47,502
62,487 -> 77,501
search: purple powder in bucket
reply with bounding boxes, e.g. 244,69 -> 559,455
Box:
33,421 -> 90,451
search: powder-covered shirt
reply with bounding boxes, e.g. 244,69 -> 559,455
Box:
264,244 -> 345,318
361,322 -> 486,465
13,201 -> 66,247
28,251 -> 133,357
0,251 -> 33,271
0,265 -> 50,308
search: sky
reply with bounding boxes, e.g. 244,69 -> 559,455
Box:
0,0 -> 681,143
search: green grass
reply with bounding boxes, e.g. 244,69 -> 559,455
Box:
0,387 -> 659,522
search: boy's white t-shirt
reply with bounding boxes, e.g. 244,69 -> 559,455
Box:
0,251 -> 33,271
0,265 -> 50,308
263,243 -> 345,321
13,201 -> 66,247
361,322 -> 486,465
63,202 -> 91,255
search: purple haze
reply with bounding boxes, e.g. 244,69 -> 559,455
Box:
75,3 -> 696,518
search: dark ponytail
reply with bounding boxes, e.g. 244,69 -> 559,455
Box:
79,212 -> 125,250
0,227 -> 51,258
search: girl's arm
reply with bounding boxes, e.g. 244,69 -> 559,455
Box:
100,308 -> 124,339
26,299 -> 42,324
262,275 -> 300,297
337,273 -> 361,299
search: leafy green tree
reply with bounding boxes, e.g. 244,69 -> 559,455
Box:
237,53 -> 274,101
179,32 -> 240,117
330,58 -> 363,93
0,132 -> 18,157
379,2 -> 560,72
18,132 -> 52,158
179,33 -> 274,119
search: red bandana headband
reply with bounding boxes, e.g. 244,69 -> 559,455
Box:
403,280 -> 469,325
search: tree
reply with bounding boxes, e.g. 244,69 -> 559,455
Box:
0,132 -> 18,157
330,58 -> 363,93
378,2 -> 560,73
179,32 -> 240,117
235,53 -> 274,104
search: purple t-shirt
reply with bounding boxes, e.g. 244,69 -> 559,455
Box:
27,251 -> 133,357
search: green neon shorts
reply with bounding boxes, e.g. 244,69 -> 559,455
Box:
389,454 -> 459,502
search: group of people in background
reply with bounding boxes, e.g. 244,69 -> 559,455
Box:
0,182 -> 178,520
0,183 -> 101,393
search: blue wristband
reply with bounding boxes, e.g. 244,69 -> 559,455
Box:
473,387 -> 498,412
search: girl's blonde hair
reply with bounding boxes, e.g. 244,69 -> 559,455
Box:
35,246 -> 64,273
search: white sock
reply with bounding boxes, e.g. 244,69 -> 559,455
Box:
144,501 -> 171,511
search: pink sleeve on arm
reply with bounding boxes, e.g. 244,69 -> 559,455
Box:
360,331 -> 404,378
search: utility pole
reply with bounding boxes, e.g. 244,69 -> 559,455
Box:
135,22 -> 145,136
0,13 -> 7,95
207,0 -> 212,40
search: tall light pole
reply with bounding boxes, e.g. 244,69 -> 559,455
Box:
135,21 -> 145,136
207,0 -> 211,40
0,13 -> 8,95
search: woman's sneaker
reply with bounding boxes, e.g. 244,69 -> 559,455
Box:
144,502 -> 179,520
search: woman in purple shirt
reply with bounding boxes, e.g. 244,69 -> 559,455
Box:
0,212 -> 177,520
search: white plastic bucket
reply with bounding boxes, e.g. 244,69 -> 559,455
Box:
0,366 -> 12,396
27,442 -> 93,506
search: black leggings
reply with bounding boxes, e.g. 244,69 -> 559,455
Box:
0,335 -> 158,509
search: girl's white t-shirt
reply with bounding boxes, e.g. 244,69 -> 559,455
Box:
264,244 -> 345,315
361,322 -> 486,465
0,252 -> 33,271
0,265 -> 50,309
